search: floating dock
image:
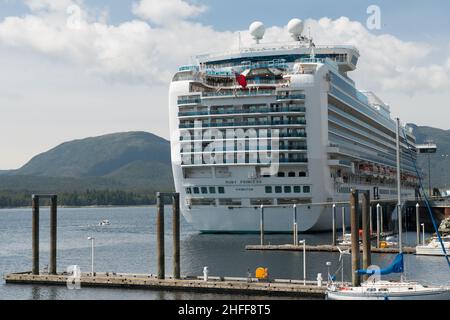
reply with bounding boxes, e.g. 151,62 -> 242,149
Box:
4,272 -> 328,298
245,244 -> 416,254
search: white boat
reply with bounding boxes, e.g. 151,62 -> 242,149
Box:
327,281 -> 450,300
416,236 -> 450,256
99,219 -> 110,226
337,233 -> 352,246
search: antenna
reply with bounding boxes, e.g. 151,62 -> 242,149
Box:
249,21 -> 265,44
287,19 -> 304,41
238,32 -> 242,51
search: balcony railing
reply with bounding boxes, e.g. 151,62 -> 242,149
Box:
179,131 -> 307,141
179,120 -> 306,129
178,106 -> 306,117
177,98 -> 201,105
202,89 -> 275,98
181,158 -> 309,165
180,145 -> 307,153
276,94 -> 306,100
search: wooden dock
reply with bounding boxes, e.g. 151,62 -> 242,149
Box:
245,244 -> 416,254
4,272 -> 328,298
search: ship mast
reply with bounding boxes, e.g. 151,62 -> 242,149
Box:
396,118 -> 403,254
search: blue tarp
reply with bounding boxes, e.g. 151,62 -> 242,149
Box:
357,253 -> 404,275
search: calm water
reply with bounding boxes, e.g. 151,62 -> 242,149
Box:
1,206 -> 449,300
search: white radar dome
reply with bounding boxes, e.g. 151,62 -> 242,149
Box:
249,21 -> 265,43
287,18 -> 304,40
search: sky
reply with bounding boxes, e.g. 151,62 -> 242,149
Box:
0,0 -> 450,169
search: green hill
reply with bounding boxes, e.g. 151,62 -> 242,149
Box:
0,132 -> 174,207
14,131 -> 171,179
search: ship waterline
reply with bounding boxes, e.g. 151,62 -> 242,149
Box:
168,20 -> 418,233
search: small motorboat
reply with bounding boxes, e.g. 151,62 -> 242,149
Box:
416,236 -> 450,256
337,233 -> 352,246
99,219 -> 110,226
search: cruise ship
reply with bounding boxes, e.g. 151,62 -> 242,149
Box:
168,19 -> 418,233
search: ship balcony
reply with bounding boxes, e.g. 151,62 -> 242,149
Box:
178,119 -> 306,130
328,159 -> 352,168
177,106 -> 306,118
179,131 -> 307,141
177,97 -> 202,105
180,146 -> 308,154
276,94 -> 306,101
201,89 -> 275,99
180,158 -> 308,167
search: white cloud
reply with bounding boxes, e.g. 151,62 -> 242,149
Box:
0,2 -> 233,85
1,6 -> 448,91
447,57 -> 450,70
299,17 -> 448,93
131,0 -> 206,25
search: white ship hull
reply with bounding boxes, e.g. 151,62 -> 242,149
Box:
182,187 -> 415,233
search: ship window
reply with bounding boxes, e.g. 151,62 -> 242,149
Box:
288,172 -> 296,177
209,187 -> 216,194
299,172 -> 307,177
303,186 -> 311,193
250,199 -> 273,206
190,199 -> 216,206
277,172 -> 285,177
201,187 -> 208,194
219,198 -> 241,206
218,187 -> 225,194
275,186 -> 282,193
294,186 -> 301,193
265,186 -> 272,193
193,187 -> 200,194
172,71 -> 194,82
284,186 -> 292,193
186,188 -> 192,194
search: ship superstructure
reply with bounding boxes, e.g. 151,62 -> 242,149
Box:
168,19 -> 418,232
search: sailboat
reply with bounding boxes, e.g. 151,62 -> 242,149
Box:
326,119 -> 450,300
326,253 -> 450,300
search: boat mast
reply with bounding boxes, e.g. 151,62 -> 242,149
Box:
396,118 -> 403,253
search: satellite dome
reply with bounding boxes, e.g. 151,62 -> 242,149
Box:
249,21 -> 265,43
287,18 -> 304,40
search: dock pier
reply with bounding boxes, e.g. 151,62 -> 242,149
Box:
245,244 -> 416,254
4,272 -> 329,298
4,192 -> 330,299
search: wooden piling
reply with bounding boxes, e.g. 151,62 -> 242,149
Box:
416,203 -> 420,246
350,190 -> 360,287
332,204 -> 337,246
293,204 -> 297,246
260,205 -> 265,246
49,195 -> 57,275
156,193 -> 165,279
172,193 -> 181,280
376,204 -> 381,248
32,195 -> 39,275
361,191 -> 371,280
